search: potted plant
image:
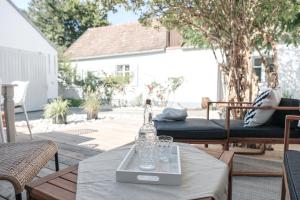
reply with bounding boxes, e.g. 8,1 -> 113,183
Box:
44,97 -> 69,124
82,92 -> 100,120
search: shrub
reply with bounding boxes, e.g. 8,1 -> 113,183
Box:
44,97 -> 69,124
82,92 -> 100,120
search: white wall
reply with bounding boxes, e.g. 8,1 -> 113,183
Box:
71,48 -> 219,108
0,0 -> 58,109
0,0 -> 56,55
277,45 -> 300,98
0,46 -> 48,111
70,44 -> 300,108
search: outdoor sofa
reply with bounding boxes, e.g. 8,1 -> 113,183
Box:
282,115 -> 300,200
154,98 -> 300,150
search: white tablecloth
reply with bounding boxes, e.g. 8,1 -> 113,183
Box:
76,143 -> 228,200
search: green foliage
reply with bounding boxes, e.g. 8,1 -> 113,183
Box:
27,0 -> 109,47
44,97 -> 70,124
78,71 -> 102,95
101,73 -> 132,104
181,28 -> 210,49
167,76 -> 184,94
76,71 -> 132,104
82,91 -> 100,119
66,98 -> 83,107
58,54 -> 76,88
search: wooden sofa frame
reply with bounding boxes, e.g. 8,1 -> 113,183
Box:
206,101 -> 300,149
170,101 -> 300,177
208,102 -> 300,177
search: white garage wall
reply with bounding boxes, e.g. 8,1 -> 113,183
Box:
0,0 -> 56,55
0,0 -> 58,107
0,46 -> 48,111
71,48 -> 220,108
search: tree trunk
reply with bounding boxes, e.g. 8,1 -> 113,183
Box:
225,35 -> 257,119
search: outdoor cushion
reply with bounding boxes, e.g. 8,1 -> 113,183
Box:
244,88 -> 281,127
154,108 -> 188,121
270,98 -> 300,128
154,118 -> 226,140
211,119 -> 300,138
284,150 -> 300,200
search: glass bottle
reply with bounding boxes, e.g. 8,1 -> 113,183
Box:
137,99 -> 157,171
138,99 -> 157,138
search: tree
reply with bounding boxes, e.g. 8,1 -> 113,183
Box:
114,0 -> 299,113
57,54 -> 76,88
27,0 -> 109,48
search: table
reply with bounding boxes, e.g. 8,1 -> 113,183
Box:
26,148 -> 233,200
1,84 -> 16,143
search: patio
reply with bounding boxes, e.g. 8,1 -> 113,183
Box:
1,0 -> 300,199
0,108 -> 289,200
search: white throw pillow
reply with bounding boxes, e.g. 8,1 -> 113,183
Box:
154,108 -> 188,121
244,88 -> 282,127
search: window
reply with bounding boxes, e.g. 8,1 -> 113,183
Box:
253,57 -> 262,82
252,57 -> 273,83
254,67 -> 262,82
116,64 -> 130,76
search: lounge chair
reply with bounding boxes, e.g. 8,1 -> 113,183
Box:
0,140 -> 59,200
155,98 -> 300,150
282,115 -> 300,200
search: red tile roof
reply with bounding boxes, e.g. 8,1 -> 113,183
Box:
65,22 -> 182,60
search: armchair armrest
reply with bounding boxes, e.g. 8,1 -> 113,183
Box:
284,115 -> 300,153
206,101 -> 252,120
227,105 -> 300,111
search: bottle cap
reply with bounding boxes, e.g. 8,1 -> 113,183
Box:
145,99 -> 151,105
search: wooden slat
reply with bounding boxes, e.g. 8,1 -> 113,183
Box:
26,165 -> 78,189
61,173 -> 77,183
233,171 -> 282,177
32,183 -> 75,200
48,177 -> 76,193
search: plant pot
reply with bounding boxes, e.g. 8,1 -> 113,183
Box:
87,112 -> 98,120
201,97 -> 210,109
52,115 -> 67,124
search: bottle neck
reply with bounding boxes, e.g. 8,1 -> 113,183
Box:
143,104 -> 152,125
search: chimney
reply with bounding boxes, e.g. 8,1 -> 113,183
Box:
166,31 -> 171,47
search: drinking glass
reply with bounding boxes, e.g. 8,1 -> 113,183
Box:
157,135 -> 173,162
135,135 -> 157,171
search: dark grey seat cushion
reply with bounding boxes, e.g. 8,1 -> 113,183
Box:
285,150 -> 300,200
211,119 -> 300,138
154,118 -> 226,140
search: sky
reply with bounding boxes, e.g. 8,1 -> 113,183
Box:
10,0 -> 139,25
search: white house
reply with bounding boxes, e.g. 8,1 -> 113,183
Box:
65,22 -> 300,108
0,0 -> 58,111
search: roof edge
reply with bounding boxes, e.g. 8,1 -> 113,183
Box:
6,0 -> 58,52
69,48 -> 166,61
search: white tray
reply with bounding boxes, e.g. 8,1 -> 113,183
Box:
116,144 -> 181,185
